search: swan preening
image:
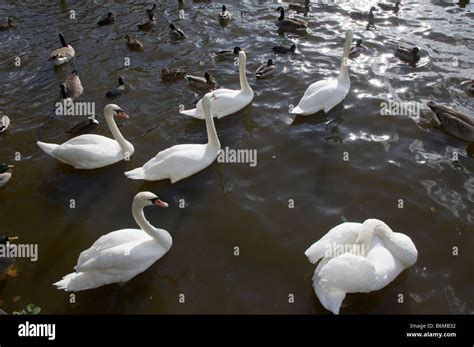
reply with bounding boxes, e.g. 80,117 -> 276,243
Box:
180,50 -> 254,119
305,219 -> 418,315
125,93 -> 221,183
37,104 -> 134,169
54,192 -> 171,292
291,29 -> 353,115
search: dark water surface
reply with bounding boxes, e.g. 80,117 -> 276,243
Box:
0,0 -> 473,314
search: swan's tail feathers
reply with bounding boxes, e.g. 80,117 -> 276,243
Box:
290,105 -> 305,114
305,242 -> 327,264
36,141 -> 58,155
53,271 -> 104,292
314,280 -> 346,315
124,167 -> 146,180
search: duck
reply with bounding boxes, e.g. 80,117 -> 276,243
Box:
66,117 -> 99,136
137,13 -> 156,31
275,6 -> 308,31
125,94 -> 220,183
125,34 -> 144,51
169,23 -> 185,39
219,5 -> 231,21
161,67 -> 187,81
37,104 -> 134,169
0,114 -> 10,133
0,236 -> 18,275
0,164 -> 13,188
185,72 -> 218,90
146,3 -> 157,15
305,219 -> 418,315
0,17 -> 14,31
395,46 -> 420,64
291,29 -> 353,115
97,12 -> 116,26
63,70 -> 83,100
349,39 -> 364,58
49,32 -> 75,66
256,59 -> 276,78
215,46 -> 242,58
272,44 -> 296,54
105,76 -> 125,99
427,101 -> 474,142
378,1 -> 401,13
180,50 -> 254,119
54,192 -> 171,292
289,0 -> 310,14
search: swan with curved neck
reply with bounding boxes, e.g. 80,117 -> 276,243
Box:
180,50 -> 254,119
305,218 -> 418,314
125,93 -> 221,183
54,192 -> 171,292
291,29 -> 353,116
37,104 -> 134,169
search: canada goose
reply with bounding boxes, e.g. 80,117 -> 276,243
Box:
169,23 -> 185,38
0,164 -> 14,188
275,6 -> 308,31
97,12 -> 116,26
59,83 -> 72,103
0,114 -> 10,133
215,46 -> 242,57
289,0 -> 310,14
137,13 -> 156,31
146,3 -> 157,15
256,59 -> 276,78
427,101 -> 474,142
49,32 -> 75,66
63,70 -> 83,100
0,17 -> 14,31
349,39 -> 364,58
106,76 -> 125,98
219,5 -> 231,20
185,72 -> 218,89
273,44 -> 296,54
161,67 -> 187,81
395,46 -> 420,64
66,117 -> 99,136
125,34 -> 144,51
378,1 -> 401,13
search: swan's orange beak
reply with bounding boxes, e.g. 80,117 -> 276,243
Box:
118,111 -> 129,120
154,199 -> 169,208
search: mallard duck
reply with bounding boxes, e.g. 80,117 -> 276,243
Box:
161,67 -> 187,81
256,59 -> 276,78
0,164 -> 13,188
219,5 -> 231,21
97,12 -> 116,26
137,13 -> 156,31
63,70 -> 83,100
0,114 -> 10,133
169,23 -> 185,38
49,32 -> 75,66
66,117 -> 99,136
0,17 -> 14,31
349,39 -> 364,58
185,72 -> 218,89
395,46 -> 420,64
288,0 -> 310,14
215,46 -> 242,57
427,101 -> 474,142
273,44 -> 296,54
0,236 -> 18,275
378,1 -> 401,12
106,76 -> 125,98
125,34 -> 144,51
275,7 -> 308,31
146,3 -> 157,15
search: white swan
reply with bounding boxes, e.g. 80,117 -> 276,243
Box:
180,50 -> 254,119
291,29 -> 353,115
37,104 -> 134,169
305,219 -> 418,315
54,192 -> 171,292
125,94 -> 220,183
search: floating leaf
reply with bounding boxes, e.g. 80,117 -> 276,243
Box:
32,307 -> 41,315
27,304 -> 34,312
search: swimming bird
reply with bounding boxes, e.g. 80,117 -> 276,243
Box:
378,1 -> 401,13
349,39 -> 364,58
291,29 -> 353,115
137,13 -> 156,31
467,80 -> 474,96
125,34 -> 144,51
256,59 -> 276,78
272,44 -> 296,54
97,12 -> 116,26
169,23 -> 185,38
106,76 -> 125,99
427,101 -> 474,142
275,6 -> 308,31
305,219 -> 418,314
0,164 -> 13,188
219,5 -> 231,21
0,236 -> 18,275
63,70 -> 83,100
49,32 -> 75,66
185,72 -> 218,90
66,117 -> 99,136
54,192 -> 171,292
37,104 -> 134,169
125,94 -> 220,182
161,67 -> 187,81
289,0 -> 310,14
0,17 -> 14,31
146,3 -> 157,15
395,46 -> 420,64
215,46 -> 242,58
180,50 -> 253,119
0,114 -> 10,133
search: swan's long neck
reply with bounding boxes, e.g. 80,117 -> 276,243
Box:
104,113 -> 133,155
132,202 -> 172,249
339,30 -> 353,82
352,225 -> 374,256
203,99 -> 220,150
239,54 -> 252,94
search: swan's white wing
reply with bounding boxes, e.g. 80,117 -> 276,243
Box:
305,222 -> 362,264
